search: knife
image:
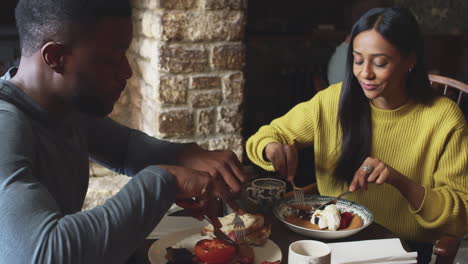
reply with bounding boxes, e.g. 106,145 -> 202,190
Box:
203,215 -> 238,246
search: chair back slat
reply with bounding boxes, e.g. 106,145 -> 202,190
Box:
429,74 -> 468,106
457,91 -> 463,105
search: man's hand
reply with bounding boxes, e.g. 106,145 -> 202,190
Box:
177,143 -> 248,193
264,142 -> 298,181
157,165 -> 217,223
158,164 -> 242,225
176,197 -> 222,228
158,165 -> 213,200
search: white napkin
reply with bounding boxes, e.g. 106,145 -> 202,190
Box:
147,215 -> 209,239
166,203 -> 184,215
327,238 -> 418,264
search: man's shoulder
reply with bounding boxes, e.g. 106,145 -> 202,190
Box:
0,78 -> 36,124
0,96 -> 29,119
0,96 -> 19,110
0,96 -> 34,136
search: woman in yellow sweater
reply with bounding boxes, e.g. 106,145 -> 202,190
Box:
246,7 -> 467,262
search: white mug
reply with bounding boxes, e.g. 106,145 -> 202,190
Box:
289,240 -> 331,264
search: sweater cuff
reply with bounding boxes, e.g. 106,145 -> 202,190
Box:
256,138 -> 276,171
409,187 -> 443,222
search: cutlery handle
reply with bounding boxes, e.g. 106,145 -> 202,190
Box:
337,190 -> 352,199
318,190 -> 352,210
283,183 -> 318,198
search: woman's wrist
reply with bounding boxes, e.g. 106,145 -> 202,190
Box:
388,173 -> 425,210
263,143 -> 275,162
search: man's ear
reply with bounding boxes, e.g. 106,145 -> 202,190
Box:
41,42 -> 66,74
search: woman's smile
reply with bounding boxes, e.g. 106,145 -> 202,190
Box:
360,82 -> 379,90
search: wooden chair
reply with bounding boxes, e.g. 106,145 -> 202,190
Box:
285,183 -> 464,264
434,234 -> 463,264
429,74 -> 468,106
427,74 -> 467,263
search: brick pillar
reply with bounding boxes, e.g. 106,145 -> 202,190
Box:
113,0 -> 247,160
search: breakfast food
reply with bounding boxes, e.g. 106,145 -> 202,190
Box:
193,239 -> 239,264
201,213 -> 271,246
165,247 -> 194,264
166,239 -> 254,264
165,213 -> 279,264
286,204 -> 363,231
311,204 -> 341,231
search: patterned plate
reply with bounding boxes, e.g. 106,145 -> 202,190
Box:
273,194 -> 373,239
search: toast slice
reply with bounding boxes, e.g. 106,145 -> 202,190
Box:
243,224 -> 271,246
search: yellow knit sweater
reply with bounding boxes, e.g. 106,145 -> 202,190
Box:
246,83 -> 468,242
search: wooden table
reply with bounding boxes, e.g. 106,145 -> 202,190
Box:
128,214 -> 402,264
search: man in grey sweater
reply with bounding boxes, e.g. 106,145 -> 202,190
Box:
0,0 -> 247,263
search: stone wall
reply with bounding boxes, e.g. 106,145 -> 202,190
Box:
109,0 -> 247,160
91,0 -> 247,178
87,0 -> 247,205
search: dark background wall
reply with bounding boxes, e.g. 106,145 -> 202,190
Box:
0,0 -> 19,75
0,0 -> 16,25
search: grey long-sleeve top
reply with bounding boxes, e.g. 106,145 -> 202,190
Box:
0,70 -> 186,263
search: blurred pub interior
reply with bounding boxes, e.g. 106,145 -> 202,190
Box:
0,0 -> 467,185
0,0 -> 19,75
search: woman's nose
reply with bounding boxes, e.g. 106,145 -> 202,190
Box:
361,63 -> 375,80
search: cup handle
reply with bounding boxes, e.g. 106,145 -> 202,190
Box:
246,187 -> 254,199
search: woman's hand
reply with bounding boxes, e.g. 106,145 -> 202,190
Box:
349,157 -> 425,210
349,157 -> 402,191
264,142 -> 298,181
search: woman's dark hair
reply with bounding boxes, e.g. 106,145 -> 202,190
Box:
333,7 -> 436,184
15,0 -> 132,57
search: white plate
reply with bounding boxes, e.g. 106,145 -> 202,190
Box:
148,227 -> 282,264
273,194 -> 373,240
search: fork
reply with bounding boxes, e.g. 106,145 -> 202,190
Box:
317,190 -> 352,210
290,180 -> 305,205
232,213 -> 246,242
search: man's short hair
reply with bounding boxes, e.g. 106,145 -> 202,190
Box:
15,0 -> 132,57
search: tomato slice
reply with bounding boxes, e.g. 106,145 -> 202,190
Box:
193,239 -> 237,264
